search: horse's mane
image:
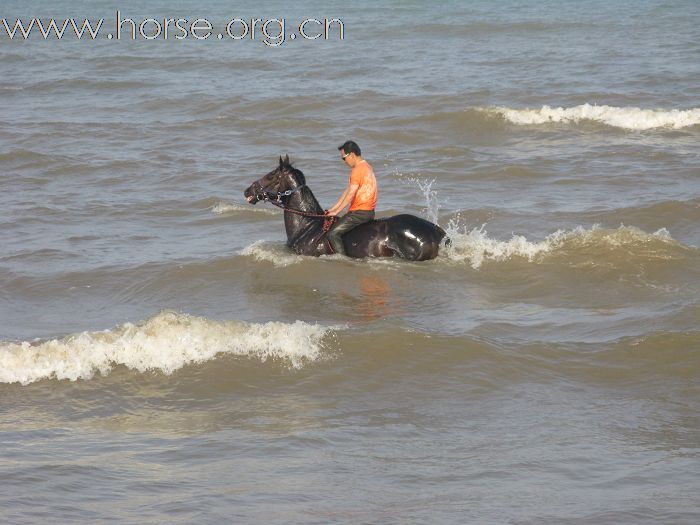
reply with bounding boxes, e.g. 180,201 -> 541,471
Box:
290,166 -> 306,185
278,155 -> 322,213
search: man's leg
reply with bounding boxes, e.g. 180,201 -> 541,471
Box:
327,211 -> 374,255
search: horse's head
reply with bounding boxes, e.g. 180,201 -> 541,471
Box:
244,154 -> 305,205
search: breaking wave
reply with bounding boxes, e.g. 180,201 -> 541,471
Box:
239,240 -> 308,267
482,104 -> 700,130
442,221 -> 693,268
0,311 -> 335,385
211,201 -> 278,216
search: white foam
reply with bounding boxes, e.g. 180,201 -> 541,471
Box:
239,240 -> 306,267
485,104 -> 700,130
211,201 -> 278,216
442,220 -> 553,268
0,311 -> 335,385
442,220 -> 682,268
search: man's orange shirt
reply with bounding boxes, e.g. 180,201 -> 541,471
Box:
348,161 -> 377,212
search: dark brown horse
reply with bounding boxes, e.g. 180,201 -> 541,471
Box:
244,156 -> 448,260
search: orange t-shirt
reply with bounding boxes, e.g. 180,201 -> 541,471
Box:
348,161 -> 377,211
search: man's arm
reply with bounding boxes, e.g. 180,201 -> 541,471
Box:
327,184 -> 359,216
327,187 -> 349,215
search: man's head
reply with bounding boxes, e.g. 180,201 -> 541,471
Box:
338,140 -> 362,167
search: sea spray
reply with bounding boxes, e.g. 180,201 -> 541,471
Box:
394,172 -> 441,224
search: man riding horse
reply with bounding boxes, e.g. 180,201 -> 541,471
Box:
325,140 -> 377,256
243,153 -> 447,261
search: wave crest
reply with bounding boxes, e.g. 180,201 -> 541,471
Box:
442,222 -> 691,268
483,104 -> 700,130
0,311 -> 335,385
239,240 -> 307,267
211,201 -> 278,216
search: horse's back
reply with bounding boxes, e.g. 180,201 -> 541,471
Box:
344,213 -> 446,260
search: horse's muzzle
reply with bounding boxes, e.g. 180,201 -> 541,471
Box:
243,186 -> 260,205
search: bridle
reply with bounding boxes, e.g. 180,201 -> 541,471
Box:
250,168 -> 338,238
256,183 -> 306,203
255,180 -> 332,221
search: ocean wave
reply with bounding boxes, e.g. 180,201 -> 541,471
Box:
581,198 -> 700,227
0,311 -> 335,385
29,78 -> 154,93
442,222 -> 692,269
482,104 -> 700,130
0,149 -> 70,166
239,240 -> 307,267
397,21 -> 585,39
211,201 -> 278,216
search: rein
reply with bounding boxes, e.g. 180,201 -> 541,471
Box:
257,184 -> 336,231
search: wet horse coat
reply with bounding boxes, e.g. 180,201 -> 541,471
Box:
244,156 -> 447,261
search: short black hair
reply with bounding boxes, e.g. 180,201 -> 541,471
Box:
338,140 -> 361,156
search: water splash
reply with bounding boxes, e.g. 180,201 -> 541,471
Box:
442,218 -> 554,268
239,240 -> 306,267
395,172 -> 441,224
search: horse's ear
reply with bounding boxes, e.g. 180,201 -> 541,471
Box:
284,154 -> 290,165
279,155 -> 284,167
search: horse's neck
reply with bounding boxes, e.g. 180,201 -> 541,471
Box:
290,185 -> 323,214
283,186 -> 324,241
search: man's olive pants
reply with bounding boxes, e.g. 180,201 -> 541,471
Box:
327,210 -> 375,255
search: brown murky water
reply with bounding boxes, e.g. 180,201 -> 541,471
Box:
2,1 -> 699,522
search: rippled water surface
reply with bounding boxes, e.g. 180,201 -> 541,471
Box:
2,0 -> 699,523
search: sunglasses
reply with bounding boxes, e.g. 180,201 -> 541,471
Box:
341,151 -> 351,159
